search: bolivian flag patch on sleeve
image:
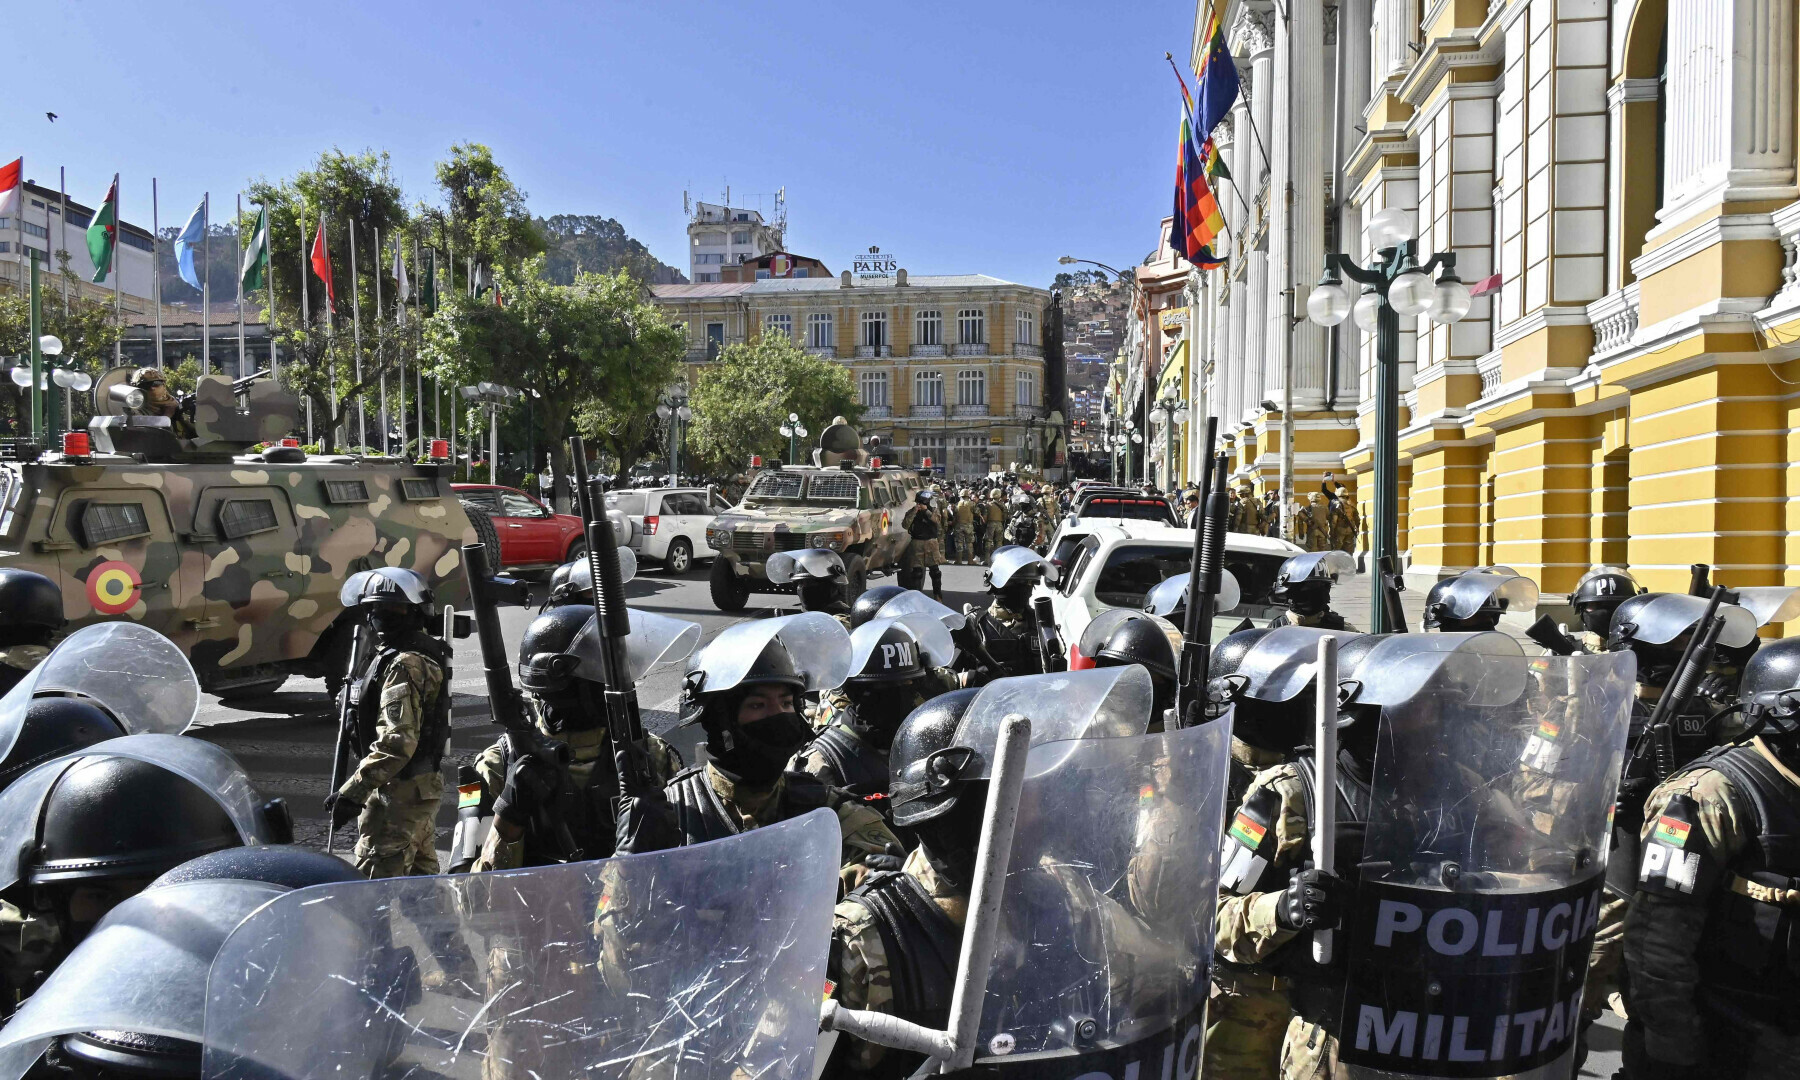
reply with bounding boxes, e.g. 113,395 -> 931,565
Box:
1536,719 -> 1561,741
1228,813 -> 1267,849
1653,815 -> 1692,848
457,783 -> 482,810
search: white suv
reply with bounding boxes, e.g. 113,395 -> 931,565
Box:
604,487 -> 731,574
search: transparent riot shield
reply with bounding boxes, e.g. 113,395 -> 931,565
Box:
964,718 -> 1232,1078
0,622 -> 200,764
0,879 -> 287,1080
687,612 -> 853,696
1336,651 -> 1635,1079
876,588 -> 968,631
203,808 -> 842,1080
566,608 -> 702,684
951,667 -> 1155,780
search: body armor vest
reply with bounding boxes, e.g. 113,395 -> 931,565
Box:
1275,750 -> 1371,1019
663,765 -> 832,847
351,637 -> 451,781
975,609 -> 1038,676
518,725 -> 619,865
1680,744 -> 1800,1031
1611,695 -> 1718,895
907,508 -> 940,541
808,723 -> 889,798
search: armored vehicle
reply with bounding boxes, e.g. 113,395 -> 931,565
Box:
0,367 -> 477,699
704,421 -> 920,611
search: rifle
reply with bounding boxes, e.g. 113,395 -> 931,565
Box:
1635,585 -> 1728,781
1030,596 -> 1067,674
569,435 -> 655,798
1379,555 -> 1409,634
1176,417 -> 1228,728
1689,563 -> 1713,598
324,622 -> 366,854
461,540 -> 582,860
178,368 -> 271,412
1526,614 -> 1587,656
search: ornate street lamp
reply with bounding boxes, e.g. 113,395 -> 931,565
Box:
1150,394 -> 1189,491
656,383 -> 693,485
778,412 -> 808,465
1306,207 -> 1471,631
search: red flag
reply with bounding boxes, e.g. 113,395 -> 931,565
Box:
310,218 -> 336,313
1469,272 -> 1502,297
0,157 -> 20,218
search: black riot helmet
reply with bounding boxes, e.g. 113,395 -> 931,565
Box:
1090,613 -> 1181,722
1204,628 -> 1298,751
0,697 -> 126,793
0,568 -> 65,646
544,561 -> 592,610
679,629 -> 818,786
1571,566 -> 1642,636
517,604 -> 596,696
342,567 -> 433,646
769,549 -> 848,613
1270,552 -> 1355,616
148,844 -> 360,891
29,756 -> 243,888
1333,633 -> 1395,755
1422,571 -> 1538,632
851,584 -> 909,630
1605,592 -> 1700,686
1739,637 -> 1800,737
888,688 -> 982,829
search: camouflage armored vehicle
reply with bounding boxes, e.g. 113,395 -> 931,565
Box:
0,367 -> 478,698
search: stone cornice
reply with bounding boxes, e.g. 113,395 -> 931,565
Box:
1632,212 -> 1781,281
1608,78 -> 1660,108
1493,305 -> 1592,351
1395,27 -> 1502,111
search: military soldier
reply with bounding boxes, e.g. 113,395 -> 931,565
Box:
1266,551 -> 1356,630
984,490 -> 1006,560
323,568 -> 451,879
967,546 -> 1051,676
951,492 -> 977,565
1003,490 -> 1039,550
1326,492 -> 1357,555
1081,610 -> 1182,726
769,548 -> 853,626
0,569 -> 63,698
127,367 -> 196,438
614,615 -> 902,879
901,490 -> 945,600
1622,636 -> 1800,1079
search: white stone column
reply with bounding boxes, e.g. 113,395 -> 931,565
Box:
1286,0 -> 1329,407
1656,0 -> 1799,230
1211,116 -> 1239,433
1373,0 -> 1415,86
1237,10 -> 1276,427
1606,78 -> 1660,290
1226,98 -> 1254,427
1334,0 -> 1372,404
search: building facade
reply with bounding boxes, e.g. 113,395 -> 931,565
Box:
686,200 -> 785,283
1,180 -> 158,315
651,271 -> 1053,478
1193,0 -> 1800,603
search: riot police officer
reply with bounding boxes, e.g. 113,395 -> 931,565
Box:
1079,609 -> 1182,726
614,615 -> 902,874
1421,567 -> 1539,631
1623,635 -> 1800,1078
967,546 -> 1052,676
466,603 -> 688,871
323,568 -> 452,879
1571,564 -> 1643,653
1003,490 -> 1039,550
0,569 -> 64,697
1266,551 -> 1356,630
769,548 -> 853,625
794,614 -> 955,801
827,688 -> 981,1078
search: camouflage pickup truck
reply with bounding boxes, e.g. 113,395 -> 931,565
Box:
705,463 -> 922,611
0,368 -> 477,698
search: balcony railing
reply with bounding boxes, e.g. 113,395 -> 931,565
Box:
1012,342 -> 1043,358
910,343 -> 946,357
805,345 -> 837,359
855,344 -> 892,358
861,405 -> 892,419
951,404 -> 989,418
684,344 -> 721,362
952,342 -> 987,357
910,405 -> 945,419
1013,404 -> 1047,419
1475,350 -> 1503,398
1586,284 -> 1641,361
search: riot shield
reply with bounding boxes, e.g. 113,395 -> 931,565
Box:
952,667 -> 1154,780
1235,625 -> 1360,702
203,808 -> 842,1080
961,718 -> 1232,1078
687,611 -> 853,695
0,733 -> 274,894
565,608 -> 702,684
875,588 -> 968,631
0,879 -> 287,1080
1620,592 -> 1757,648
0,622 -> 199,763
1335,650 -> 1635,1079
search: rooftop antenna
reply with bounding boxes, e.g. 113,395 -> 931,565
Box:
683,190 -> 691,216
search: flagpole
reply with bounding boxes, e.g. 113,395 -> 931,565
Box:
300,211 -> 313,444
415,236 -> 424,443
323,213 -> 337,449
374,225 -> 387,455
151,177 -> 163,368
264,204 -> 278,384
392,231 -> 405,456
349,221 -> 365,451
235,193 -> 246,378
59,167 -> 69,315
112,175 -> 121,366
201,191 -> 211,378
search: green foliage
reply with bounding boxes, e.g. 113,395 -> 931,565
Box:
430,144 -> 544,266
421,262 -> 684,479
689,333 -> 861,473
538,215 -> 683,286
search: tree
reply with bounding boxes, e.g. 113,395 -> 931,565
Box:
538,215 -> 684,286
432,143 -> 543,270
689,333 -> 861,473
421,261 -> 683,482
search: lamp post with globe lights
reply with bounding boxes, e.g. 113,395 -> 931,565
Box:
778,412 -> 808,466
1150,394 -> 1188,491
1305,207 -> 1472,632
656,384 -> 694,485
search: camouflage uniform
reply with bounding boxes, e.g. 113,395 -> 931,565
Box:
468,703 -> 684,873
1234,487 -> 1265,536
984,500 -> 1005,560
0,645 -> 48,698
1621,738 -> 1800,1077
1296,494 -> 1331,552
692,761 -> 901,893
338,651 -> 446,879
1327,498 -> 1357,555
901,503 -> 943,571
829,846 -> 968,1075
0,900 -> 58,1018
952,499 -> 976,565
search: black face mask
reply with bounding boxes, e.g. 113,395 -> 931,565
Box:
846,685 -> 925,747
709,709 -> 812,785
1579,605 -> 1614,636
368,608 -> 418,646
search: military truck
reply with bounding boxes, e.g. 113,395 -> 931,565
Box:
704,422 -> 921,611
0,367 -> 478,699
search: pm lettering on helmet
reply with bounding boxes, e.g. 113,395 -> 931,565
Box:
881,640 -> 917,670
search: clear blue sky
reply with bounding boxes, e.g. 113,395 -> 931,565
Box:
17,1 -> 1195,286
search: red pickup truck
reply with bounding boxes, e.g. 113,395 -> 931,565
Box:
452,484 -> 588,571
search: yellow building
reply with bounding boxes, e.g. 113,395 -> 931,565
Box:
1196,0 -> 1800,606
650,270 -> 1053,478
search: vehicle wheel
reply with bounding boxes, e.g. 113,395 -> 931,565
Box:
665,538 -> 695,576
214,673 -> 289,700
710,556 -> 749,612
564,538 -> 587,566
843,554 -> 869,606
464,507 -> 502,574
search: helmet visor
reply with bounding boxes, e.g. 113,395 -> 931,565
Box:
988,546 -> 1049,589
950,667 -> 1153,783
338,566 -> 430,608
1277,550 -> 1356,586
567,609 -> 702,686
1346,632 -> 1527,707
1236,626 -> 1361,702
875,589 -> 967,632
1731,586 -> 1800,629
1432,573 -> 1540,621
0,623 -> 198,762
766,549 -> 845,586
687,612 -> 853,696
848,614 -> 956,680
1625,593 -> 1758,648
1141,569 -> 1241,618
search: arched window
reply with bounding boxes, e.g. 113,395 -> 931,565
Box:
915,309 -> 942,346
957,308 -> 985,345
914,370 -> 944,407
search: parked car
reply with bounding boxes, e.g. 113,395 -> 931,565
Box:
1045,492 -> 1184,583
606,486 -> 732,575
452,484 -> 588,572
1036,523 -> 1304,661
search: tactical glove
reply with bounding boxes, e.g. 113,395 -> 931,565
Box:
493,754 -> 560,829
323,791 -> 362,831
613,793 -> 679,855
1275,864 -> 1347,933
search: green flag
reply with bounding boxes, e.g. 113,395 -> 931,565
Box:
241,204 -> 270,293
86,175 -> 118,284
420,249 -> 437,314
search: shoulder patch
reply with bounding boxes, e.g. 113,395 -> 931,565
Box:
1220,785 -> 1281,895
1638,792 -> 1721,899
